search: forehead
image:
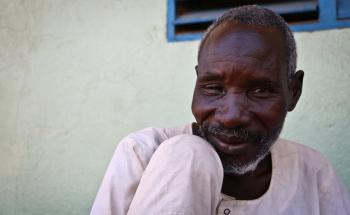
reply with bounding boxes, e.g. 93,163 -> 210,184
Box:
199,22 -> 286,75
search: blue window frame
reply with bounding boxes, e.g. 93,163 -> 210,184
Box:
167,0 -> 350,42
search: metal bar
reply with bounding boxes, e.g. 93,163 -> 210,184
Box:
167,0 -> 176,41
319,0 -> 337,22
337,0 -> 350,19
169,20 -> 350,42
174,1 -> 318,25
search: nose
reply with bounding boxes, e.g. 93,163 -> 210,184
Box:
215,94 -> 251,128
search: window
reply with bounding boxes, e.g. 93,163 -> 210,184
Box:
338,0 -> 350,19
167,0 -> 350,41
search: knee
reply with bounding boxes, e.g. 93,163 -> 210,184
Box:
156,134 -> 223,174
159,134 -> 214,156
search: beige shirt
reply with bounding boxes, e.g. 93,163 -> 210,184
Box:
91,124 -> 350,215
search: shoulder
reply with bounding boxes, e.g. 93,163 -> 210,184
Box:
272,139 -> 340,196
272,138 -> 331,169
268,139 -> 350,213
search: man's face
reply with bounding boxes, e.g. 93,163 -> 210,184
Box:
192,23 -> 293,174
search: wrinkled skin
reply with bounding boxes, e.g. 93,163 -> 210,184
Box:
191,22 -> 304,199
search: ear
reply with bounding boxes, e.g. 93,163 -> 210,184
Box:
288,70 -> 304,111
195,65 -> 199,76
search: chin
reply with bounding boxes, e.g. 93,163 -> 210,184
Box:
222,149 -> 270,175
219,130 -> 281,175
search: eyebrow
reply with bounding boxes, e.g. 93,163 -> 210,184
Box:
197,72 -> 225,82
246,78 -> 280,88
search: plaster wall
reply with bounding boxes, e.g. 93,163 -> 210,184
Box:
0,0 -> 349,214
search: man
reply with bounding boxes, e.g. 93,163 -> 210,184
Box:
91,5 -> 350,215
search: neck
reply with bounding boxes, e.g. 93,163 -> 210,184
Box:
221,153 -> 272,200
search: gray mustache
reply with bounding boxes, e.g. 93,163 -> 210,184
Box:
201,123 -> 266,143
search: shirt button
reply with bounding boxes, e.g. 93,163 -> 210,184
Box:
224,208 -> 230,215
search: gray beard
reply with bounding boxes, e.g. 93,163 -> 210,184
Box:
222,141 -> 271,175
221,126 -> 282,175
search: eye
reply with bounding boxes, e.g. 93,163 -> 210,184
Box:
201,84 -> 226,96
249,87 -> 274,98
253,88 -> 267,93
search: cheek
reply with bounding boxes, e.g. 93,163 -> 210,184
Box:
191,89 -> 216,124
252,98 -> 288,128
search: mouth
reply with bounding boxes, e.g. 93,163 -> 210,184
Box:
209,132 -> 250,155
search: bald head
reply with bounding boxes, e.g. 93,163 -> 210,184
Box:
200,22 -> 286,79
198,5 -> 296,81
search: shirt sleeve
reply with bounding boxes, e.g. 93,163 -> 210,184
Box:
90,137 -> 147,215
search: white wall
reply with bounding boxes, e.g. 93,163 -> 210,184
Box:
1,0 -> 349,214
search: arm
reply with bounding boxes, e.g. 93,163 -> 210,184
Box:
90,137 -> 146,215
318,157 -> 350,215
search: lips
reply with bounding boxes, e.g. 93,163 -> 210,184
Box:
210,132 -> 250,155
